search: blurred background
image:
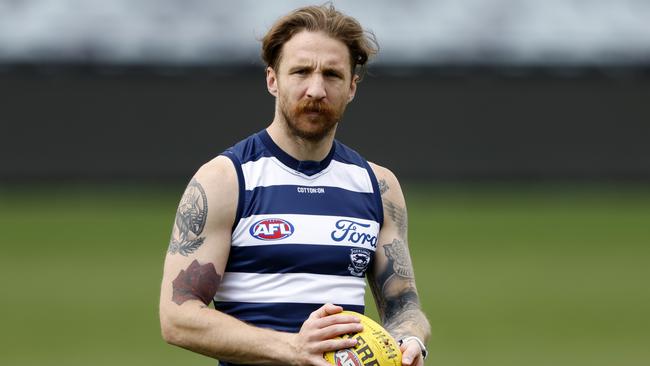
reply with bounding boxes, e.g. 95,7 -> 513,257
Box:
1,0 -> 649,365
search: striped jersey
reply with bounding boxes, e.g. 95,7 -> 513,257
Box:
216,129 -> 384,337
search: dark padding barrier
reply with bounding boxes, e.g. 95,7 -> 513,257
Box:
2,68 -> 649,181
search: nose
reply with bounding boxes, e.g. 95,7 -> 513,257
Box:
305,74 -> 326,100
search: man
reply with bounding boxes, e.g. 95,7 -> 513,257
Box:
159,4 -> 430,366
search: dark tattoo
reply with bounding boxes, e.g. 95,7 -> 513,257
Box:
385,290 -> 420,317
369,269 -> 424,339
168,178 -> 208,256
383,290 -> 421,336
172,260 -> 221,306
384,200 -> 407,239
369,238 -> 417,320
378,179 -> 389,195
383,239 -> 415,279
369,236 -> 430,340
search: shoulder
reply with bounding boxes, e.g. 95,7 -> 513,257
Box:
369,162 -> 400,190
368,162 -> 396,183
369,162 -> 406,213
190,156 -> 239,227
195,155 -> 238,189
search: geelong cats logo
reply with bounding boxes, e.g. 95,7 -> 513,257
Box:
250,218 -> 294,240
348,248 -> 371,277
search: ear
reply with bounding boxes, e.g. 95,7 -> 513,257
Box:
347,74 -> 359,102
266,67 -> 278,97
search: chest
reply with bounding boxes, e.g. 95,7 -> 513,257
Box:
230,213 -> 379,278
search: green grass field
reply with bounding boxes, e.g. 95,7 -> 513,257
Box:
1,184 -> 648,365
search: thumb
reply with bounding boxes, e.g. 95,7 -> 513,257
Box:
400,342 -> 421,366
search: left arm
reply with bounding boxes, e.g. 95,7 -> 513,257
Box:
368,163 -> 431,366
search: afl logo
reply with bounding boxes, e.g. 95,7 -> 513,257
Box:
250,218 -> 295,240
334,349 -> 362,366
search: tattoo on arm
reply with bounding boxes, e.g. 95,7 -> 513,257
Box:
373,176 -> 430,339
378,178 -> 389,195
168,178 -> 208,256
172,260 -> 222,306
373,238 -> 416,302
383,290 -> 421,338
373,235 -> 425,338
384,200 -> 407,239
383,239 -> 415,279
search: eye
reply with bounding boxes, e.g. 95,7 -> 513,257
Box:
324,70 -> 343,79
292,68 -> 309,75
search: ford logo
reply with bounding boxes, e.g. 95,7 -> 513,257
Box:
331,219 -> 377,247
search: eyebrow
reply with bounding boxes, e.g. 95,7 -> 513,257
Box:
287,64 -> 346,76
288,65 -> 312,72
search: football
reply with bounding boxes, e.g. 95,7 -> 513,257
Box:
324,311 -> 401,366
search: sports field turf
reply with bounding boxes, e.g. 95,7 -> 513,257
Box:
1,184 -> 648,365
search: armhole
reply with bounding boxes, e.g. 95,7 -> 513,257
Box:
362,160 -> 385,228
221,151 -> 245,233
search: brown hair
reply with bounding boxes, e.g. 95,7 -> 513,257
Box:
261,3 -> 378,80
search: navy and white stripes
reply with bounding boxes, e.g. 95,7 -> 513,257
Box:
217,129 -> 383,336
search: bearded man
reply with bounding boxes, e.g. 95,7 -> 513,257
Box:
159,4 -> 431,366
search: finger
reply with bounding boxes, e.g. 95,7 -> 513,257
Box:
311,312 -> 361,329
400,343 -> 422,366
399,339 -> 420,354
313,322 -> 363,340
309,303 -> 343,320
316,337 -> 358,353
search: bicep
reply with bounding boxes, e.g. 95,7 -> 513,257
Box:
160,156 -> 239,309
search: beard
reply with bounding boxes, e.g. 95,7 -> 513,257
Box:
280,96 -> 346,142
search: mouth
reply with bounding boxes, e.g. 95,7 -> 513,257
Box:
302,110 -> 325,118
303,108 -> 323,113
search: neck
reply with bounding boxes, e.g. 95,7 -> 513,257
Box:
266,118 -> 337,162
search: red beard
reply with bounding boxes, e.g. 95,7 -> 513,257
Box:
282,98 -> 343,142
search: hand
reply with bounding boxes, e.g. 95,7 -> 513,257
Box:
291,303 -> 363,366
400,339 -> 425,366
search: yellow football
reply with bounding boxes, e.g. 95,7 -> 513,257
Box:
324,311 -> 401,366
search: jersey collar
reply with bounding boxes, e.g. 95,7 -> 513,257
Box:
257,129 -> 336,176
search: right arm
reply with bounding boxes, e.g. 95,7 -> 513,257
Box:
159,156 -> 361,365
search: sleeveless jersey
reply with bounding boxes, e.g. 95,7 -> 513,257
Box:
215,129 -> 384,336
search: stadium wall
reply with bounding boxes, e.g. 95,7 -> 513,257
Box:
2,68 -> 649,182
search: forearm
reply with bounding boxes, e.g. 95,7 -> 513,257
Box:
379,283 -> 430,343
161,302 -> 297,365
160,259 -> 297,364
383,307 -> 431,344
